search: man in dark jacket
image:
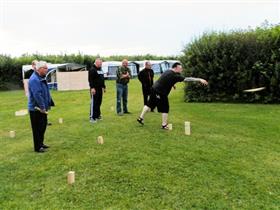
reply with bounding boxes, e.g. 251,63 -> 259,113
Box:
28,61 -> 54,153
88,58 -> 106,123
138,61 -> 154,107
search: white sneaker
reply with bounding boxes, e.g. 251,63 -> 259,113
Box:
90,119 -> 97,123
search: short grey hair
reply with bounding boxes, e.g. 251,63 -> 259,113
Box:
36,61 -> 47,70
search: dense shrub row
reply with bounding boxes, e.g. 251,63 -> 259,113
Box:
181,24 -> 280,103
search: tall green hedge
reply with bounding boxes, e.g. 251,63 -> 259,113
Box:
181,25 -> 280,103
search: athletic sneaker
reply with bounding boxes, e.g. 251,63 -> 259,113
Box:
97,116 -> 103,120
162,124 -> 169,130
90,119 -> 97,123
137,117 -> 144,125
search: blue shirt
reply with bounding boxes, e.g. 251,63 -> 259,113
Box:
28,71 -> 52,111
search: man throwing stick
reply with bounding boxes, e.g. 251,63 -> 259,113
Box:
137,62 -> 208,130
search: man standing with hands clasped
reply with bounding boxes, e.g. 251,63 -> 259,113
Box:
138,61 -> 154,109
28,61 -> 54,153
116,59 -> 132,115
88,58 -> 106,123
137,62 -> 208,129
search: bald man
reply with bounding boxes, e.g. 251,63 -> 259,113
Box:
116,59 -> 132,115
138,61 -> 154,108
88,58 -> 106,123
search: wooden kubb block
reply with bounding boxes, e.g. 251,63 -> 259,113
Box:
185,121 -> 191,135
168,124 -> 173,130
59,118 -> 63,124
67,171 -> 75,184
9,131 -> 16,138
97,136 -> 104,144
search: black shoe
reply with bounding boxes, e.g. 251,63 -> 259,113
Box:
35,147 -> 45,153
124,111 -> 131,114
162,124 -> 169,130
137,117 -> 144,125
42,144 -> 49,149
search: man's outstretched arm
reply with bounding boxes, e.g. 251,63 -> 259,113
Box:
184,77 -> 208,85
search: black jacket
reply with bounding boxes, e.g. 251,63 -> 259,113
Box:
138,68 -> 154,90
88,64 -> 106,89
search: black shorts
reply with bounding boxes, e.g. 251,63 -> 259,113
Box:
147,89 -> 169,113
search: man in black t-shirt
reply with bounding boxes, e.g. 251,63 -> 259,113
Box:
137,62 -> 208,130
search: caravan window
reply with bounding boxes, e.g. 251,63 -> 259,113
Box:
160,62 -> 169,73
152,64 -> 161,74
46,69 -> 57,90
108,66 -> 119,76
128,64 -> 137,76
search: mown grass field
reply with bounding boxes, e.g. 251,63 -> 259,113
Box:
0,79 -> 279,209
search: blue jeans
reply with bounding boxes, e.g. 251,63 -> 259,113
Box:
116,83 -> 128,113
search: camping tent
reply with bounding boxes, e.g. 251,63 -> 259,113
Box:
134,60 -> 172,74
102,61 -> 139,79
22,63 -> 87,94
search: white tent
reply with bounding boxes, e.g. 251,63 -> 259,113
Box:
22,63 -> 87,95
102,61 -> 138,79
134,60 -> 177,74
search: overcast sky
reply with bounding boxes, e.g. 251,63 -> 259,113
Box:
0,0 -> 279,57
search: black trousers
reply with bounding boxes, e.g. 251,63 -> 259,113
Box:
142,87 -> 152,106
90,88 -> 103,120
29,111 -> 48,151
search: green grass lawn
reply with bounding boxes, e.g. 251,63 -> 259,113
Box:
0,79 -> 279,209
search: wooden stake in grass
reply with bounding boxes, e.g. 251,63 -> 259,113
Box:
59,118 -> 63,124
15,109 -> 28,116
97,136 -> 104,144
168,124 -> 173,130
185,121 -> 191,135
67,171 -> 75,184
9,131 -> 15,138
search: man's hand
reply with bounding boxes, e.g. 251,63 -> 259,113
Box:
200,79 -> 208,86
91,88 -> 96,95
41,109 -> 48,114
35,106 -> 48,115
121,72 -> 129,79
